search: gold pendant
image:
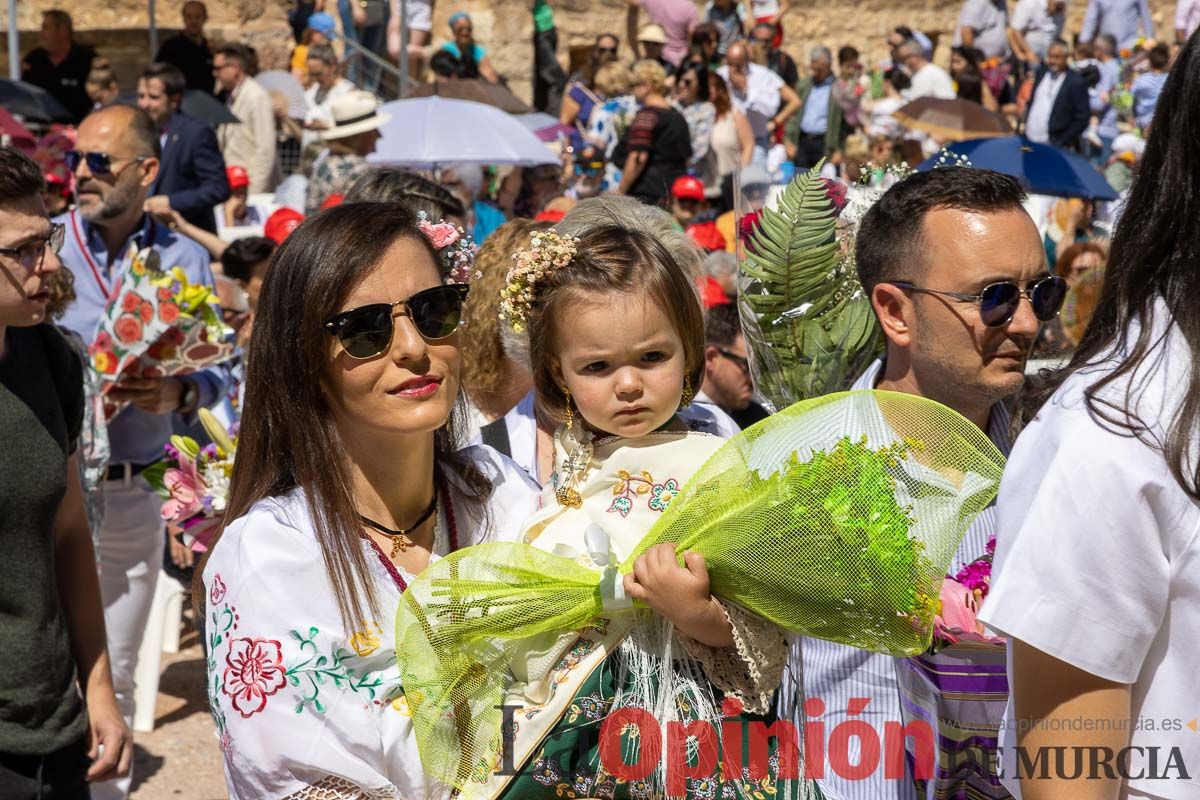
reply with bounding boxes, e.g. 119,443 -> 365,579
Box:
389,535 -> 413,559
556,485 -> 583,508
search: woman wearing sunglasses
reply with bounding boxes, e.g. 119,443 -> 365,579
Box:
198,203 -> 538,799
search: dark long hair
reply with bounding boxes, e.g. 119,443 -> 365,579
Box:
197,203 -> 491,625
1029,31 -> 1200,501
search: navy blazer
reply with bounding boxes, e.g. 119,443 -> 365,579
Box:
1029,67 -> 1091,151
151,111 -> 231,234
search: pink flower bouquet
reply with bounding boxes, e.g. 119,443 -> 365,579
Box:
144,408 -> 237,553
89,246 -> 235,420
931,536 -> 1005,649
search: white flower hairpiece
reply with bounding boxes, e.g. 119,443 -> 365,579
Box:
417,210 -> 478,285
499,229 -> 579,333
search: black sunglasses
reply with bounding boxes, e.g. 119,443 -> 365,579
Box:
596,46 -> 618,55
717,346 -> 750,372
324,284 -> 469,359
65,150 -> 148,177
890,276 -> 1068,327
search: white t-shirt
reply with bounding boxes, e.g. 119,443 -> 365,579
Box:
980,300 -> 1200,800
1025,70 -> 1066,144
907,62 -> 957,101
717,62 -> 783,142
1011,0 -> 1067,60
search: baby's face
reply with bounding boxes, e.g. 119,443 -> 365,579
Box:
555,291 -> 686,439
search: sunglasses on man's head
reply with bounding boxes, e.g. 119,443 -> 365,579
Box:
65,150 -> 148,177
324,284 -> 469,359
889,276 -> 1068,328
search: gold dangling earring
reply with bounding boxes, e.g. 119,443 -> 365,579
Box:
556,384 -> 585,508
562,385 -> 575,428
680,374 -> 694,408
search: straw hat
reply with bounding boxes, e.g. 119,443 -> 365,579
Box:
638,24 -> 667,44
322,91 -> 391,140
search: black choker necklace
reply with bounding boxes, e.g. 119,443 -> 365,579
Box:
359,493 -> 438,559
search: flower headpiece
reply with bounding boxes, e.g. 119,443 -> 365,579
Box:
417,211 -> 478,285
499,229 -> 579,333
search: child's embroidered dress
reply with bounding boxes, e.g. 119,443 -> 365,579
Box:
472,424 -> 810,800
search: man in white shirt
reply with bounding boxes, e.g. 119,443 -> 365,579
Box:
898,39 -> 956,100
956,0 -> 1011,59
1009,0 -> 1068,64
1177,0 -> 1200,42
717,40 -> 801,151
780,167 -> 1062,800
301,44 -> 355,152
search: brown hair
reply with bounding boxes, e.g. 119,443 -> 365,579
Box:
526,225 -> 705,424
196,203 -> 491,627
461,218 -> 550,402
709,72 -> 732,117
1053,240 -> 1107,279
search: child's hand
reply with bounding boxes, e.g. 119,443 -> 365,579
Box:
623,544 -> 734,647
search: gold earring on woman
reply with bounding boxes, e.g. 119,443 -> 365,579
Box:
680,374 -> 694,408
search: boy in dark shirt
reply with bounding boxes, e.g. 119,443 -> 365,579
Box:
0,147 -> 130,798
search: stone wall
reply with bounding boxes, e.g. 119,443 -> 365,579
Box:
3,0 -> 1182,100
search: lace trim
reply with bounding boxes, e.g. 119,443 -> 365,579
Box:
281,776 -> 403,800
677,600 -> 789,714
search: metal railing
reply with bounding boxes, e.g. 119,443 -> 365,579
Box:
335,31 -> 407,101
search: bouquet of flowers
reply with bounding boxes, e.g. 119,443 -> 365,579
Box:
89,246 -> 235,420
143,408 -> 237,553
394,389 -> 1007,790
931,536 -> 1005,650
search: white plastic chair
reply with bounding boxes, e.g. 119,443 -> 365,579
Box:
132,571 -> 187,733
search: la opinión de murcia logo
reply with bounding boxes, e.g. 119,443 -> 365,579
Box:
493,697 -> 1193,793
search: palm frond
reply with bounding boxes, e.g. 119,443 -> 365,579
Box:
738,163 -> 883,409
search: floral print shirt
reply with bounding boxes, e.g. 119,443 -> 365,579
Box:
305,152 -> 372,215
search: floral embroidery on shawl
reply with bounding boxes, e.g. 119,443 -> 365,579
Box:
608,469 -> 681,517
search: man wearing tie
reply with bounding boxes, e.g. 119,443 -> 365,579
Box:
138,63 -> 230,234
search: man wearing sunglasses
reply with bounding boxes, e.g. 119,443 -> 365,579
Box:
0,147 -> 132,798
51,104 -> 230,800
782,167 -> 1065,800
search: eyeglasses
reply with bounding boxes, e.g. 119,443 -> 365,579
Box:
65,150 -> 149,177
889,276 -> 1068,327
324,284 -> 469,359
0,223 -> 65,271
596,46 -> 617,55
717,347 -> 750,373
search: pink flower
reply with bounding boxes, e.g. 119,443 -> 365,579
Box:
222,637 -> 287,718
418,219 -> 461,250
160,467 -> 203,522
934,577 -> 1005,646
210,574 -> 227,604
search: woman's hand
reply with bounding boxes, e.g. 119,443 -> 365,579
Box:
623,543 -> 734,647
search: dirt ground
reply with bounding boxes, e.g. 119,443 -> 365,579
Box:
129,612 -> 227,800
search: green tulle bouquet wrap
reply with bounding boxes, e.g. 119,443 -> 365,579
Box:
395,389 -> 1006,790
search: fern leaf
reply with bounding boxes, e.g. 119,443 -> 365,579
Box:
738,163 -> 883,408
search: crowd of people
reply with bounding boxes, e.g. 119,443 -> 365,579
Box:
2,1 -> 1198,800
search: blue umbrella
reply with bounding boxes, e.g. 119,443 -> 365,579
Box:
918,135 -> 1118,201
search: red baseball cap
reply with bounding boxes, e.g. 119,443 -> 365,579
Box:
264,207 -> 304,244
698,276 -> 731,308
534,209 -> 566,223
671,175 -> 706,202
226,165 -> 250,191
